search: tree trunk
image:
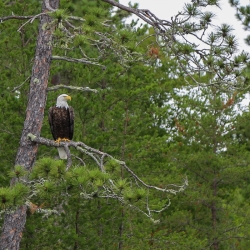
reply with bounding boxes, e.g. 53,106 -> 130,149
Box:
0,0 -> 59,249
211,178 -> 219,250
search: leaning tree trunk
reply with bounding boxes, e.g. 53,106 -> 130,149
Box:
0,0 -> 59,249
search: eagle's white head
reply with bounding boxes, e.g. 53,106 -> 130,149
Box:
56,94 -> 71,109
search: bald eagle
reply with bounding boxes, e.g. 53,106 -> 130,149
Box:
48,94 -> 74,159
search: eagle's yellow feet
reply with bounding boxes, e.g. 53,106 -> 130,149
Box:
55,138 -> 62,144
55,138 -> 70,144
61,138 -> 70,142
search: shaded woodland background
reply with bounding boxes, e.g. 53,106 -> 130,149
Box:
1,0 -> 250,249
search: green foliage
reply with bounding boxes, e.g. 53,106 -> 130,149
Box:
48,8 -> 69,22
31,157 -> 66,180
134,188 -> 146,201
115,178 -> 129,192
8,165 -> 28,179
105,159 -> 121,174
157,86 -> 250,249
11,183 -> 30,206
34,180 -> 57,199
1,0 -> 250,249
0,187 -> 14,209
0,183 -> 29,209
0,0 -> 40,186
73,35 -> 87,47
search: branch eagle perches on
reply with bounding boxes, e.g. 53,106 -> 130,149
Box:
27,133 -> 188,218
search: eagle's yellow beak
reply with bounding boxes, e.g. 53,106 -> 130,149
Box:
65,95 -> 71,101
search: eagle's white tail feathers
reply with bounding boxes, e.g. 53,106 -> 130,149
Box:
58,147 -> 67,159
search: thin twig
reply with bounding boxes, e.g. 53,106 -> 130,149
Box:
71,154 -> 86,166
17,13 -> 47,32
11,76 -> 31,92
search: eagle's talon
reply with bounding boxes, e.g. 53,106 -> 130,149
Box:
55,138 -> 70,144
55,138 -> 62,144
61,138 -> 70,142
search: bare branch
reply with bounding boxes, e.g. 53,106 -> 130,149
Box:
45,0 -> 55,11
11,76 -> 31,92
52,55 -> 106,69
68,16 -> 85,22
102,0 -> 170,28
47,84 -> 98,93
120,161 -> 188,194
0,129 -> 14,135
0,15 -> 35,22
17,13 -> 47,32
71,154 -> 86,166
26,133 -> 187,218
27,134 -> 188,195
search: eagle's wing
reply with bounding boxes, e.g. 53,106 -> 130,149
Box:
69,106 -> 74,140
48,107 -> 56,140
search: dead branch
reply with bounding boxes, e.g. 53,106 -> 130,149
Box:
47,84 -> 98,93
102,0 -> 171,28
27,133 -> 188,195
0,15 -> 35,22
45,0 -> 55,11
26,133 -> 188,218
11,76 -> 31,92
52,56 -> 106,69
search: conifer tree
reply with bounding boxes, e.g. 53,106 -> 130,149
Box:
0,0 -> 249,249
147,86 -> 250,249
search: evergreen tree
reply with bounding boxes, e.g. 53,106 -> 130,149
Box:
147,86 -> 250,249
229,0 -> 250,45
0,0 -> 249,249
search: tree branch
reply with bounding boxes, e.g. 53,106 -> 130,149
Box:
52,56 -> 106,69
47,84 -> 98,93
102,0 -> 170,28
27,134 -> 188,195
11,76 -> 31,92
45,0 -> 55,11
0,15 -> 35,22
17,13 -> 47,32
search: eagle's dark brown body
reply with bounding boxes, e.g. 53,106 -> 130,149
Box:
48,106 -> 74,141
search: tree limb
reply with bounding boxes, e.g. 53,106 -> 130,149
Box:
52,55 -> 106,69
17,13 -> 47,32
11,76 -> 31,92
47,84 -> 98,93
27,134 -> 188,195
45,0 -> 55,11
102,0 -> 170,28
0,15 -> 35,22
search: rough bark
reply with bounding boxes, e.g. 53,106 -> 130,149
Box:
0,0 -> 59,249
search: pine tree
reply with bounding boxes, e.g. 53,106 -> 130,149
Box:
0,0 -> 249,249
147,86 -> 250,249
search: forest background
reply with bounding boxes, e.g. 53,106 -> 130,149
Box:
1,0 -> 250,249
